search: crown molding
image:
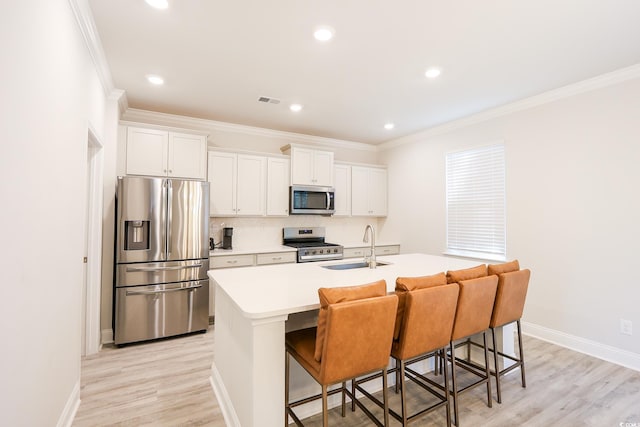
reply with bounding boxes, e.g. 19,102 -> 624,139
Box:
68,0 -> 129,112
121,108 -> 377,152
379,63 -> 640,151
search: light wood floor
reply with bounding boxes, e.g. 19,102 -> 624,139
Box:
73,326 -> 640,426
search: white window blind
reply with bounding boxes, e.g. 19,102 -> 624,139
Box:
446,144 -> 505,260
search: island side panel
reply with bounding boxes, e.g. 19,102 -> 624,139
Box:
212,284 -> 287,427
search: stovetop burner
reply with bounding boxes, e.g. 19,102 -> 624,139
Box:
283,227 -> 344,263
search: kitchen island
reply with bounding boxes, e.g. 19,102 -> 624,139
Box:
208,253 -> 510,427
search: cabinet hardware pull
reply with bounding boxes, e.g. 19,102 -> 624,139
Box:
227,260 -> 238,264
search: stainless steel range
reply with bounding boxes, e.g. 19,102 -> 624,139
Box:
283,227 -> 343,263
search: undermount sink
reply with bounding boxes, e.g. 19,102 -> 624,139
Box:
322,261 -> 391,270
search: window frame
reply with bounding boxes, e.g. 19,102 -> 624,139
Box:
444,143 -> 506,262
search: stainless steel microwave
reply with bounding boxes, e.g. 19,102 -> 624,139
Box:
290,185 -> 335,215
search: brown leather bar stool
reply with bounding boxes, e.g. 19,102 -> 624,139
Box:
393,272 -> 448,391
487,261 -> 530,403
391,283 -> 460,426
444,264 -> 488,366
285,280 -> 398,427
447,274 -> 498,426
352,275 -> 458,426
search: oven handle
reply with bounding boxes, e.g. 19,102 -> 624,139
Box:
126,284 -> 202,296
326,192 -> 330,210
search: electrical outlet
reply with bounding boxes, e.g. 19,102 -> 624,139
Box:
620,319 -> 633,336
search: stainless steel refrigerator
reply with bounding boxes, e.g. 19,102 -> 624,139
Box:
114,176 -> 209,345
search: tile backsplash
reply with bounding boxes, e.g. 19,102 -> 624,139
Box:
209,216 -> 380,248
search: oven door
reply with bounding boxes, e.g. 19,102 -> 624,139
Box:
290,186 -> 335,215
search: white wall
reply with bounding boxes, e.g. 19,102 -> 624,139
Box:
0,0 -> 115,425
378,74 -> 640,360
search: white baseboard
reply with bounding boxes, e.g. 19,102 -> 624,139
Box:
57,380 -> 80,427
101,328 -> 113,344
210,362 -> 241,427
522,322 -> 640,372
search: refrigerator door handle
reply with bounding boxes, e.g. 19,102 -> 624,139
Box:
166,179 -> 173,259
126,264 -> 203,272
125,284 -> 202,296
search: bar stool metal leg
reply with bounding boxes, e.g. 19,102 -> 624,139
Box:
482,332 -> 493,409
517,320 -> 526,388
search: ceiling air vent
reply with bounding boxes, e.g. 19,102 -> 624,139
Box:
258,96 -> 281,104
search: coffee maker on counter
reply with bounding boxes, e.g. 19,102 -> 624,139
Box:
221,227 -> 233,249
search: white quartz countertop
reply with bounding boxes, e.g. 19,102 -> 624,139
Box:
209,245 -> 296,257
208,253 -> 482,320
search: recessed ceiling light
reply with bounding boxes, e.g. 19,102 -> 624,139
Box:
146,74 -> 164,85
314,26 -> 335,42
425,68 -> 441,79
145,0 -> 168,9
290,104 -> 303,112
384,123 -> 395,130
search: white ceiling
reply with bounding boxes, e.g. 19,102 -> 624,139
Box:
88,0 -> 640,145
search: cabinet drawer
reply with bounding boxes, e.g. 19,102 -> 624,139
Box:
343,247 -> 367,259
210,254 -> 255,269
343,245 -> 400,258
377,245 -> 400,255
256,252 -> 297,265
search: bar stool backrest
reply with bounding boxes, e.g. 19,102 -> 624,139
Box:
451,275 -> 498,341
319,294 -> 398,384
394,283 -> 460,360
446,264 -> 488,284
490,269 -> 531,328
394,272 -> 447,340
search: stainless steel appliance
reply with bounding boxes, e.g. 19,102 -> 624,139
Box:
114,176 -> 209,345
283,227 -> 343,262
290,185 -> 335,215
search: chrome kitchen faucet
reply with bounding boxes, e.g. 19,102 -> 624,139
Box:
362,224 -> 376,268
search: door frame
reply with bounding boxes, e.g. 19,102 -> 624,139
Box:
84,125 -> 104,356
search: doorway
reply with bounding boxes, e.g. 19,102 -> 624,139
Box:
82,126 -> 104,356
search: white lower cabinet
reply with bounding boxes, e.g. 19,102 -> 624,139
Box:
343,244 -> 400,259
210,254 -> 256,269
256,251 -> 297,265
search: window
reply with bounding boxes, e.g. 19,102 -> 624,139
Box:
446,144 -> 506,260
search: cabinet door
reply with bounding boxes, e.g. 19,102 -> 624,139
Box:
126,127 -> 168,176
267,157 -> 290,216
168,132 -> 207,179
350,166 -> 370,216
208,152 -> 237,216
333,164 -> 351,216
236,154 -> 266,216
312,150 -> 334,186
290,147 -> 315,185
368,168 -> 387,216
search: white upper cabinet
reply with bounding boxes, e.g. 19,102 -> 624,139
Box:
208,151 -> 236,216
208,151 -> 266,217
126,126 -> 207,179
351,166 -> 388,217
167,132 -> 208,179
333,164 -> 351,216
266,157 -> 290,216
236,154 -> 266,216
287,146 -> 334,187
